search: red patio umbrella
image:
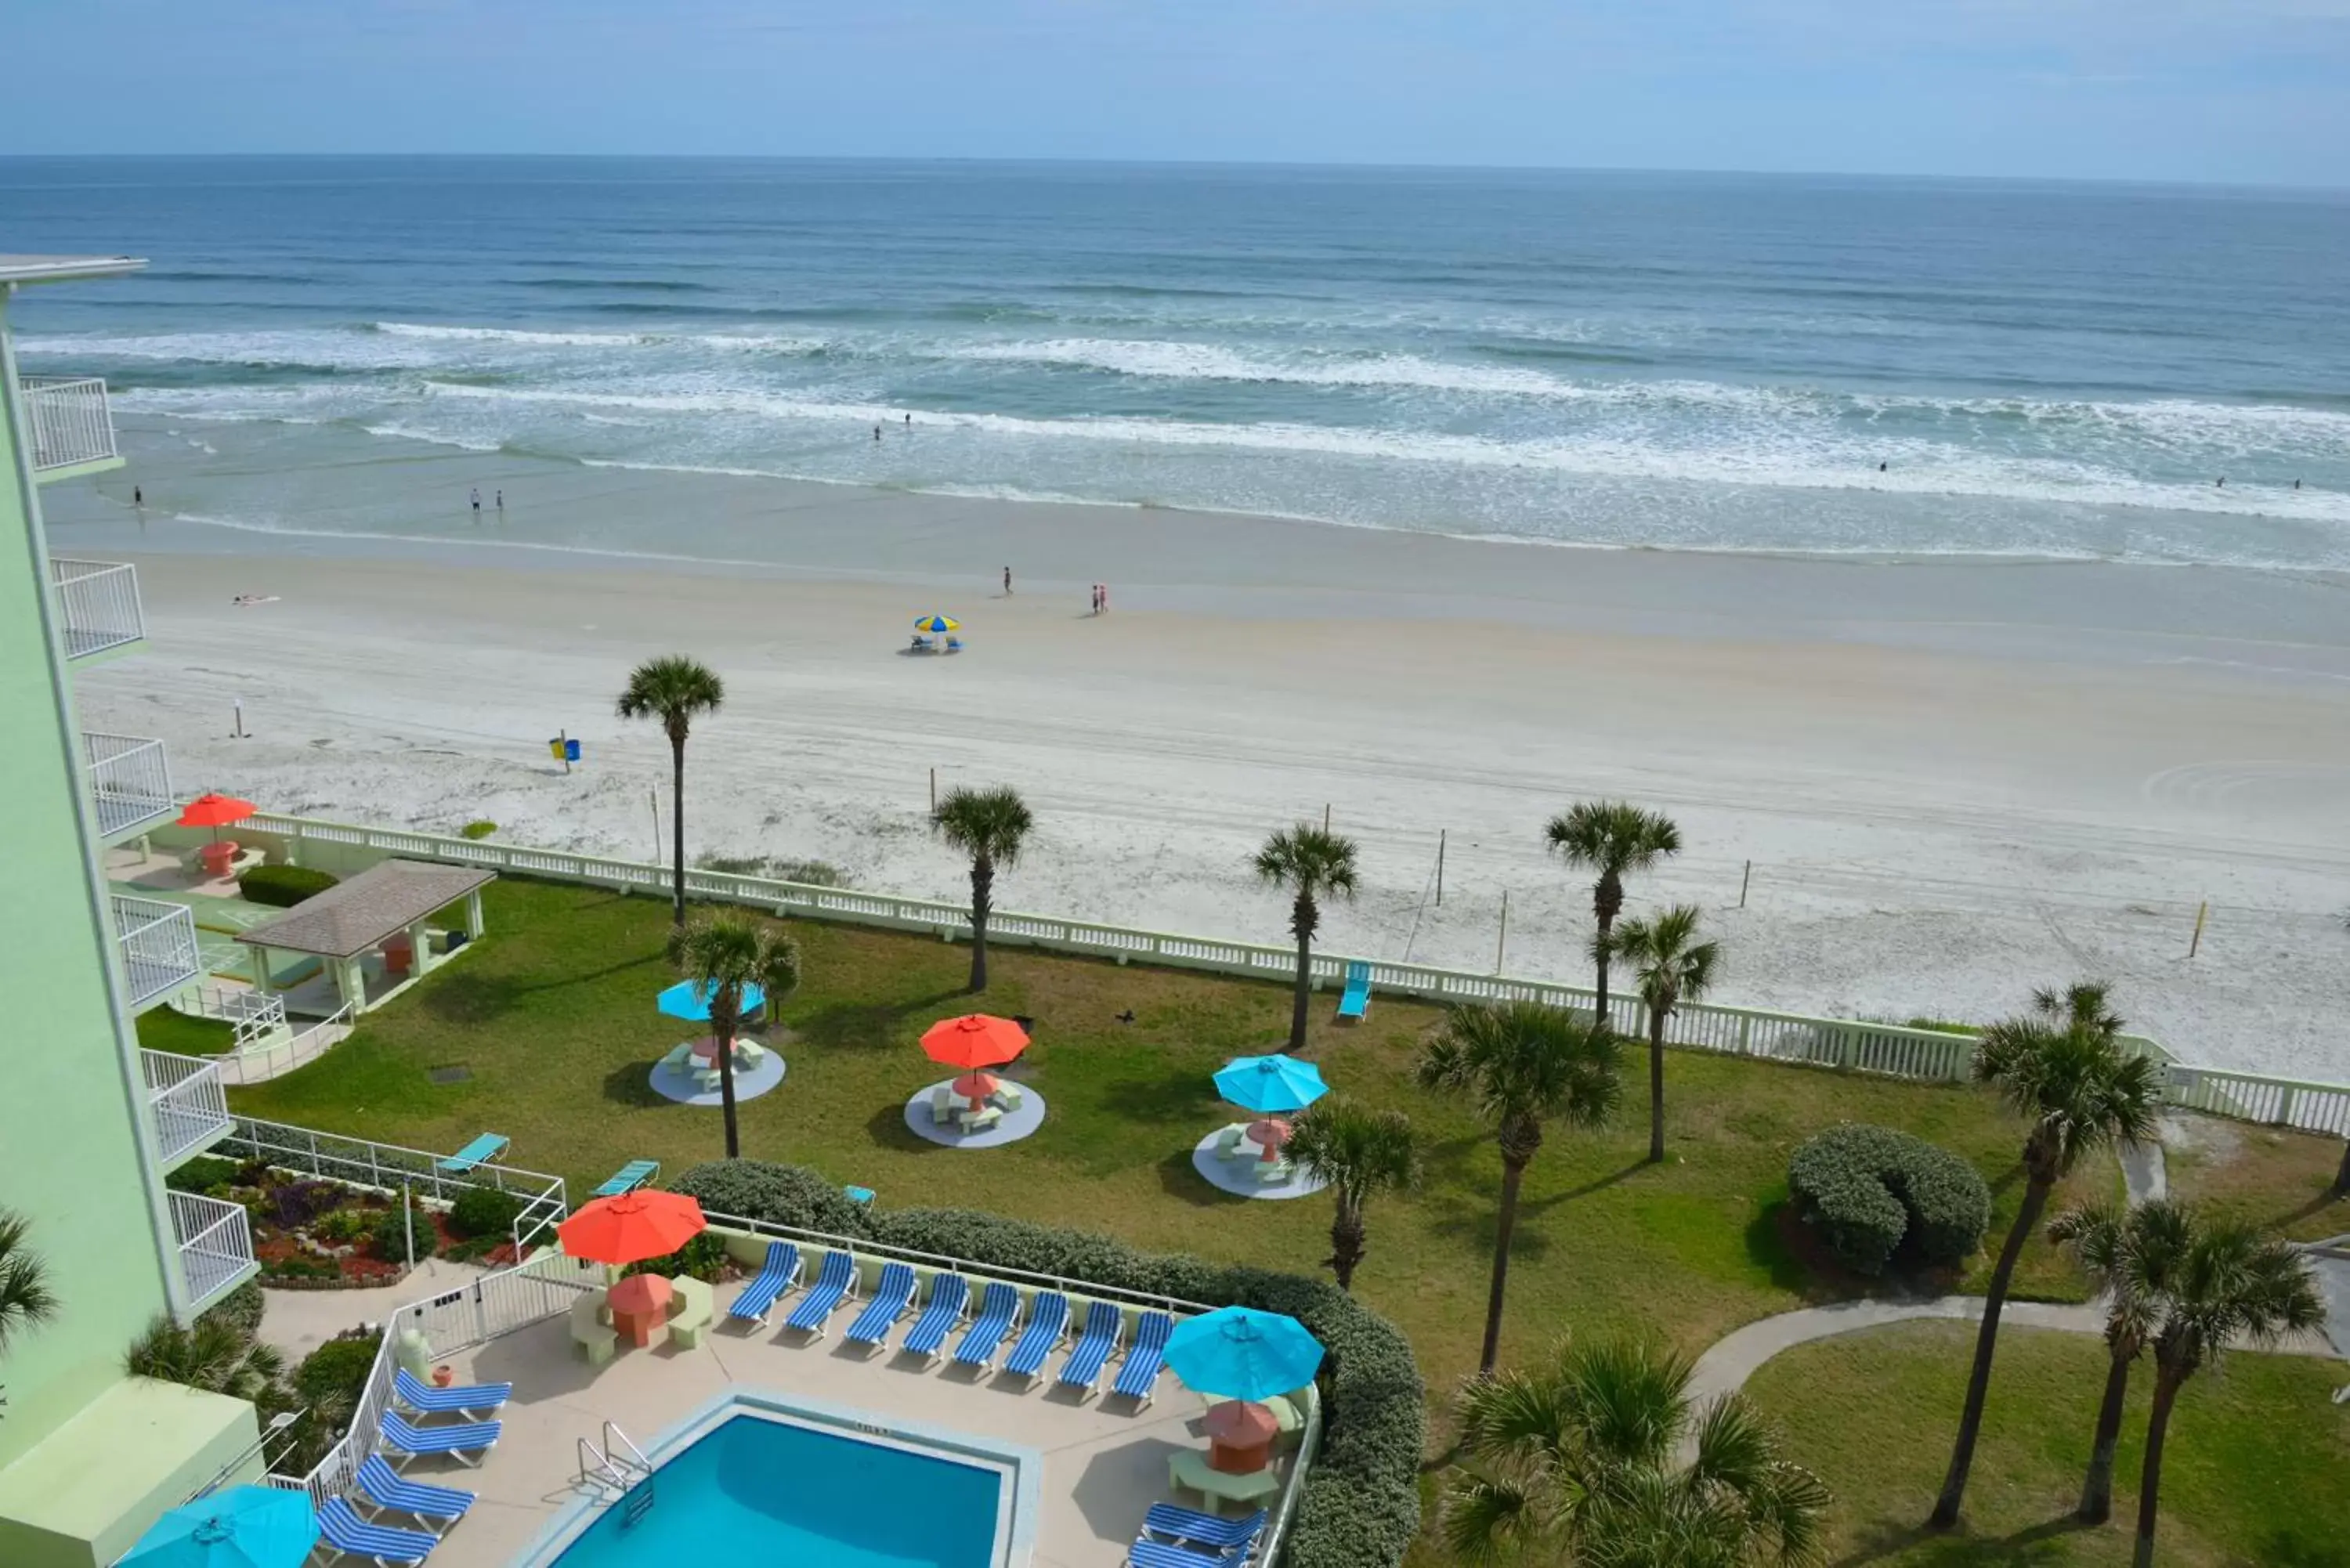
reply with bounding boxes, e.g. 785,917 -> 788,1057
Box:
177,792 -> 257,831
556,1191 -> 707,1266
920,1014 -> 1029,1072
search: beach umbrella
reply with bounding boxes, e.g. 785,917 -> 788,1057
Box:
124,1485 -> 315,1568
1165,1305 -> 1325,1402
176,792 -> 257,845
657,978 -> 765,1023
913,614 -> 961,634
921,1013 -> 1029,1071
1213,1053 -> 1327,1116
557,1190 -> 706,1266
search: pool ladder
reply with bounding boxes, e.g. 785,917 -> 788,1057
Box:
577,1419 -> 655,1525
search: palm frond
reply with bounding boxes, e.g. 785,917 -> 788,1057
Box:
1544,801 -> 1683,876
0,1209 -> 59,1352
1253,825 -> 1360,901
615,654 -> 725,735
931,784 -> 1034,865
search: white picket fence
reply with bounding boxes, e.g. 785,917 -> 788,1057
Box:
233,811 -> 2350,1139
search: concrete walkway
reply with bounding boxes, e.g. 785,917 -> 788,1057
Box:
257,1256 -> 492,1360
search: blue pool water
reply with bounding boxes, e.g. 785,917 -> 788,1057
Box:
548,1412 -> 1004,1568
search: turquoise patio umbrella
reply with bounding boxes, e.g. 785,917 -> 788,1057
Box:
658,979 -> 765,1022
1165,1306 -> 1325,1401
124,1486 -> 316,1568
1212,1053 -> 1328,1115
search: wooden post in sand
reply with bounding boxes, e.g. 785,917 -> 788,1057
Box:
1322,803 -> 1331,833
649,787 -> 662,863
1436,830 -> 1446,906
1739,860 -> 1752,909
930,768 -> 937,813
1494,889 -> 1509,975
2189,901 -> 2209,958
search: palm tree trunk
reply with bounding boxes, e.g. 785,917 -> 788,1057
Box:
1929,1175 -> 2052,1527
1288,894 -> 1314,1053
2131,1368 -> 2186,1568
1478,1155 -> 1528,1374
968,854 -> 993,992
1647,1006 -> 1668,1163
2077,1348 -> 2132,1523
1593,910 -> 1612,1028
1328,1199 -> 1365,1292
714,1015 -> 741,1160
2335,1136 -> 2350,1197
667,735 -> 688,927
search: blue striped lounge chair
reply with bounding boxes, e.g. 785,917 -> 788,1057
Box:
728,1241 -> 803,1328
901,1272 -> 970,1364
844,1262 -> 919,1352
434,1134 -> 508,1174
951,1281 -> 1023,1371
1127,1537 -> 1249,1568
316,1495 -> 439,1566
1141,1504 -> 1267,1554
393,1367 -> 510,1422
1113,1310 -> 1175,1406
355,1454 -> 475,1534
1002,1290 -> 1070,1383
783,1249 -> 859,1339
1055,1301 -> 1125,1400
378,1411 -> 500,1469
595,1159 -> 660,1198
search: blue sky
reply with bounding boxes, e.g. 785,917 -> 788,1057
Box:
2,0 -> 2345,185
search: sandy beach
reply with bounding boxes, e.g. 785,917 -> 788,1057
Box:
46,423 -> 2350,1079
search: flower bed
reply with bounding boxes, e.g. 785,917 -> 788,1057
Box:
166,1154 -> 521,1285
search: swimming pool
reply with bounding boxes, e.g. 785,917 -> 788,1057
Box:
526,1393 -> 1035,1568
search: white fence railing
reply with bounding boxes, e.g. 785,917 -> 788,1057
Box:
50,557 -> 143,659
214,1003 -> 352,1086
184,984 -> 291,1052
142,1050 -> 233,1167
167,1190 -> 255,1314
83,731 -> 173,838
113,894 -> 201,1009
21,375 -> 117,471
219,1114 -> 569,1253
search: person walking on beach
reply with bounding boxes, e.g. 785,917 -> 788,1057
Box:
133,485 -> 143,508
471,486 -> 482,516
495,489 -> 504,514
1003,566 -> 1013,596
903,413 -> 912,428
1091,583 -> 1101,616
873,425 -> 882,442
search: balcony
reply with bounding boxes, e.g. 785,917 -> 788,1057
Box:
20,375 -> 120,477
168,1190 -> 256,1315
114,894 -> 201,1010
84,732 -> 173,840
51,558 -> 146,660
142,1050 -> 233,1170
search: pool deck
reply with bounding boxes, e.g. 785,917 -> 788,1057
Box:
414,1313 -> 1234,1567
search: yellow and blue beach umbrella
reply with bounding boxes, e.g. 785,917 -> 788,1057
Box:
914,613 -> 961,634
1165,1306 -> 1325,1401
124,1486 -> 316,1568
1213,1053 -> 1328,1115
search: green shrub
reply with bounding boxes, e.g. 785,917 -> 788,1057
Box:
667,1161 -> 873,1237
262,1256 -> 338,1281
312,1209 -> 370,1245
1788,1122 -> 1991,1275
370,1200 -> 436,1265
625,1231 -> 731,1283
238,865 -> 338,908
459,821 -> 497,840
166,1155 -> 241,1197
196,1281 -> 265,1339
448,1185 -> 522,1241
294,1335 -> 378,1407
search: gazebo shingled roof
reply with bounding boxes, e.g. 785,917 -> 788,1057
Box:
234,859 -> 496,959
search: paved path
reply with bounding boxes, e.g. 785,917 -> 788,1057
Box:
258,1256 -> 492,1360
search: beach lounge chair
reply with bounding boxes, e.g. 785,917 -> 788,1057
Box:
952,1281 -> 1023,1371
594,1159 -> 660,1198
1003,1290 -> 1071,1382
902,1272 -> 970,1363
316,1496 -> 439,1566
1336,960 -> 1370,1023
1056,1300 -> 1125,1399
393,1367 -> 511,1422
355,1454 -> 475,1534
843,1183 -> 877,1209
1141,1505 -> 1267,1554
784,1249 -> 859,1339
1113,1310 -> 1174,1406
435,1134 -> 508,1174
844,1262 -> 919,1352
945,635 -> 964,654
1127,1537 -> 1250,1568
728,1241 -> 804,1328
378,1411 -> 500,1469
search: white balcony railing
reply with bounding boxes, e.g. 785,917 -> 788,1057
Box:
168,1190 -> 255,1313
51,558 -> 144,659
83,732 -> 172,838
114,894 -> 201,1009
20,376 -> 118,472
143,1050 -> 233,1168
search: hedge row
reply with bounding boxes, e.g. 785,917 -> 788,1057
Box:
238,865 -> 340,908
667,1162 -> 1423,1568
1788,1122 -> 1990,1274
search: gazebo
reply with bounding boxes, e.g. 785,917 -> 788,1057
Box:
235,859 -> 494,1015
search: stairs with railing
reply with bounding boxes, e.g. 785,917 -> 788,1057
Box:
577,1420 -> 655,1525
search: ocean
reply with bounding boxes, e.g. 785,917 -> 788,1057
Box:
6,156 -> 2348,568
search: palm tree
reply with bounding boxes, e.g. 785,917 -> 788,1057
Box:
668,912 -> 802,1159
1927,983 -> 2160,1530
931,785 -> 1034,992
1544,802 -> 1681,1028
1285,1098 -> 1418,1292
2131,1217 -> 2320,1568
1605,903 -> 1719,1165
1441,1335 -> 1829,1567
1419,1001 -> 1622,1374
2045,1199 -> 2189,1524
616,655 -> 726,927
1254,825 -> 1360,1053
126,1313 -> 285,1404
0,1209 -> 58,1421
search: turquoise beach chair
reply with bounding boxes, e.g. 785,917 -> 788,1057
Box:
436,1134 -> 508,1174
595,1159 -> 659,1198
1336,960 -> 1371,1022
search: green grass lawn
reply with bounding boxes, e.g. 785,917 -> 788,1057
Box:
1744,1321 -> 2350,1567
137,1006 -> 237,1056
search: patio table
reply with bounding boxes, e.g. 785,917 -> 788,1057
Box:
606,1274 -> 675,1348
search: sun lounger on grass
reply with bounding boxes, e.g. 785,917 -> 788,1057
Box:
356,1454 -> 475,1534
728,1241 -> 803,1327
393,1367 -> 510,1421
1336,959 -> 1371,1022
953,1281 -> 1023,1371
1141,1504 -> 1266,1554
845,1262 -> 919,1351
1114,1310 -> 1174,1406
317,1495 -> 439,1566
435,1134 -> 508,1174
902,1272 -> 970,1363
1003,1290 -> 1071,1382
378,1411 -> 499,1468
594,1159 -> 659,1197
1057,1300 -> 1125,1399
784,1249 -> 858,1338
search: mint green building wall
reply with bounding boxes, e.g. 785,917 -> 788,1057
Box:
0,287 -> 180,1472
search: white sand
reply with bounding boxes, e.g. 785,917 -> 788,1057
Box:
55,469 -> 2350,1082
